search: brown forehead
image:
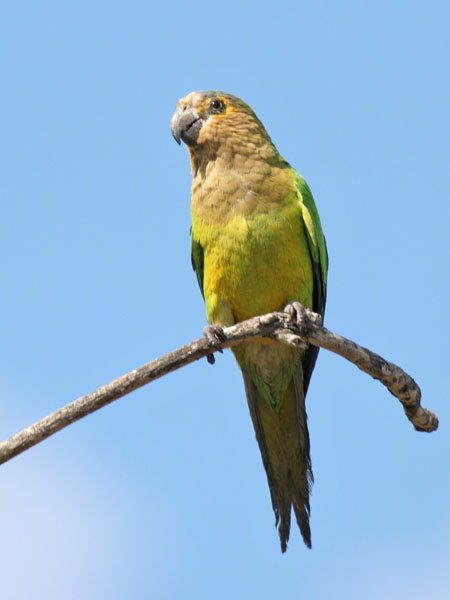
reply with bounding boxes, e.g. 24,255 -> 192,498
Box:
176,90 -> 248,111
176,91 -> 208,108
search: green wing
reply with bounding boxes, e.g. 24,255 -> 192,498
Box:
295,172 -> 328,393
191,229 -> 205,299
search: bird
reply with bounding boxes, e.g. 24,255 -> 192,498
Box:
171,91 -> 328,552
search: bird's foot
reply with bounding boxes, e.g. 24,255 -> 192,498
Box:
284,301 -> 306,326
203,324 -> 226,365
284,301 -> 322,337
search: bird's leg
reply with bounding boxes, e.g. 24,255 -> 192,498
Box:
203,324 -> 226,365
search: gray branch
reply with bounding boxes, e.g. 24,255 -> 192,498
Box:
0,306 -> 438,466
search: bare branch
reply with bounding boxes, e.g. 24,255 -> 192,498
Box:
0,306 -> 438,466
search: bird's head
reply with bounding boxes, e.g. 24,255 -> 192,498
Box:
171,90 -> 275,173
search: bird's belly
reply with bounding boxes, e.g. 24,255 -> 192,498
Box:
199,211 -> 313,326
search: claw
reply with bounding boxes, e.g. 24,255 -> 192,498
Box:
203,324 -> 226,365
284,301 -> 306,326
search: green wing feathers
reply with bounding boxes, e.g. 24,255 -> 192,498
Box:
296,172 -> 328,316
296,172 -> 328,394
191,231 -> 205,299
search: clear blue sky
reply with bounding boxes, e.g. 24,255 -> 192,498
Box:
1,1 -> 449,598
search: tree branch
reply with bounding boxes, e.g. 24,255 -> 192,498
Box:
0,306 -> 438,466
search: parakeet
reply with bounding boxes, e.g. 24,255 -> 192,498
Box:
171,91 -> 328,552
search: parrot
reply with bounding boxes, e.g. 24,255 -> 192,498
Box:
170,91 -> 328,552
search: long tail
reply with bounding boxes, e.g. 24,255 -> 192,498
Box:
242,363 -> 313,552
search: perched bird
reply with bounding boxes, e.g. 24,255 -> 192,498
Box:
171,91 -> 328,552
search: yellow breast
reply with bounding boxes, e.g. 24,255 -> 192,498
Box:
192,192 -> 313,326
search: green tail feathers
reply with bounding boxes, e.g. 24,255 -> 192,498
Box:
242,364 -> 313,551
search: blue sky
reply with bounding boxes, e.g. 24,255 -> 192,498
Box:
1,1 -> 449,598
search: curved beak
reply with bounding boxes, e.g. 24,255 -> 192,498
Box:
170,105 -> 203,146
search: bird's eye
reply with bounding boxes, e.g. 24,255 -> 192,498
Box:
209,98 -> 226,113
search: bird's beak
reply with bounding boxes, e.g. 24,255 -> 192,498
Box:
170,105 -> 203,146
